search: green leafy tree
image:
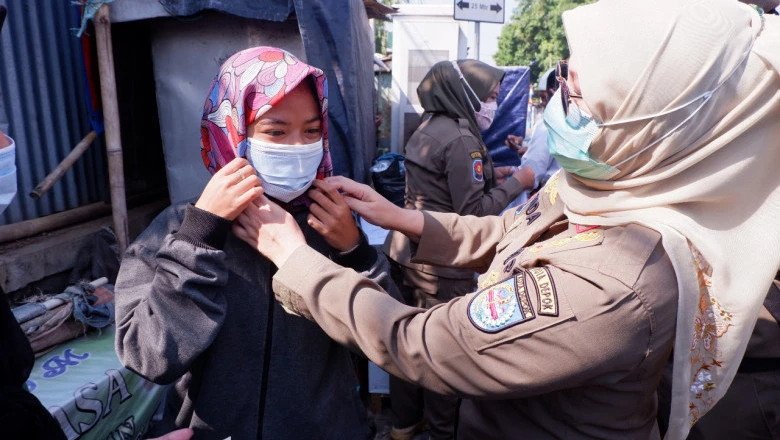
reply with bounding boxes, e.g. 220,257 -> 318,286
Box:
495,0 -> 596,84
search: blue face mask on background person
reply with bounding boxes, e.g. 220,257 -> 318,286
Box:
544,86 -> 727,181
544,38 -> 754,182
246,137 -> 324,203
543,89 -> 620,180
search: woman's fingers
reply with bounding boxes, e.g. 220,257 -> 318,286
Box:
307,186 -> 337,212
323,176 -> 372,201
340,195 -> 372,220
218,156 -> 250,175
307,200 -> 329,223
233,163 -> 257,184
235,173 -> 262,194
311,179 -> 343,204
235,185 -> 263,210
307,213 -> 327,235
195,157 -> 260,220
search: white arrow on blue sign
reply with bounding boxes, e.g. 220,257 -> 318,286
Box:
454,0 -> 505,24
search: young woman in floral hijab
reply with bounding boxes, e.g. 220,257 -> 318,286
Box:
114,47 -> 394,439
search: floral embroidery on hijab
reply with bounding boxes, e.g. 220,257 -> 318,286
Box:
200,46 -> 333,183
687,243 -> 734,426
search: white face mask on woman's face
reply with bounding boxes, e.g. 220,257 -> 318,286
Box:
476,100 -> 497,131
245,137 -> 324,203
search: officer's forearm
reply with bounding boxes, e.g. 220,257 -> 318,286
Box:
386,208 -> 424,243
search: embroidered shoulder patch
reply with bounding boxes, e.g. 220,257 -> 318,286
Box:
544,172 -> 560,205
468,275 -> 535,333
472,159 -> 484,182
469,151 -> 482,160
528,230 -> 603,253
526,267 -> 559,316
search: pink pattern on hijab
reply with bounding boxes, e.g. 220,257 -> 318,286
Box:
200,46 -> 333,190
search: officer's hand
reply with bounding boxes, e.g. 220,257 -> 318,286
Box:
195,157 -> 262,220
494,166 -> 514,185
504,134 -> 524,152
512,166 -> 535,189
307,179 -> 361,252
325,176 -> 424,241
233,195 -> 307,268
324,176 -> 394,228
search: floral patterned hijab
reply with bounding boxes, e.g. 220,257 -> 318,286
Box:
200,46 -> 333,206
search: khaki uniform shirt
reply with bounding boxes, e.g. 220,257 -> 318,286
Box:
273,176 -> 679,439
386,114 -> 525,279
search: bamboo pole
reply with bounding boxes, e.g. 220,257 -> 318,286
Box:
30,131 -> 97,200
93,5 -> 128,254
0,201 -> 111,243
0,189 -> 169,244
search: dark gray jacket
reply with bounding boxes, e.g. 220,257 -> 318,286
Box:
115,203 -> 395,440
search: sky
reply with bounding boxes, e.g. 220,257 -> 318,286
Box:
477,0 -> 521,64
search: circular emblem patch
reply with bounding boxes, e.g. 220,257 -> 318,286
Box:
472,159 -> 483,182
468,275 -> 534,333
473,285 -> 515,328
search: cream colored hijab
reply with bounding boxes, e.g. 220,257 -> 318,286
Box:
557,0 -> 780,438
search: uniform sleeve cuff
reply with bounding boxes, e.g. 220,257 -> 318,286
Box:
501,174 -> 526,195
173,204 -> 232,249
411,211 -> 451,264
273,245 -> 331,319
332,232 -> 378,272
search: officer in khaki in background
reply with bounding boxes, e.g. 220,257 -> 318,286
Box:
384,58 -> 534,440
232,0 -> 779,438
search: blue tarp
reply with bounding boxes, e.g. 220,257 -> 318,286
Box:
481,67 -> 530,168
157,0 -> 376,183
159,0 -> 294,22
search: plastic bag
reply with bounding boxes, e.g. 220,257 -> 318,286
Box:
370,153 -> 406,207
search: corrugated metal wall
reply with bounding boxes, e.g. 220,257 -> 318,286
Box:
0,1 -> 108,225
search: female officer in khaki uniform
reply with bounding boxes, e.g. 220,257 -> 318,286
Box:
385,59 -> 534,439
233,0 -> 780,438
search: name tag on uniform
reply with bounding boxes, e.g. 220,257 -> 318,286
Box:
527,267 -> 559,316
513,194 -> 541,227
468,275 -> 535,333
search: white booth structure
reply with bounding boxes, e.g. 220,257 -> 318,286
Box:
390,4 -> 478,154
